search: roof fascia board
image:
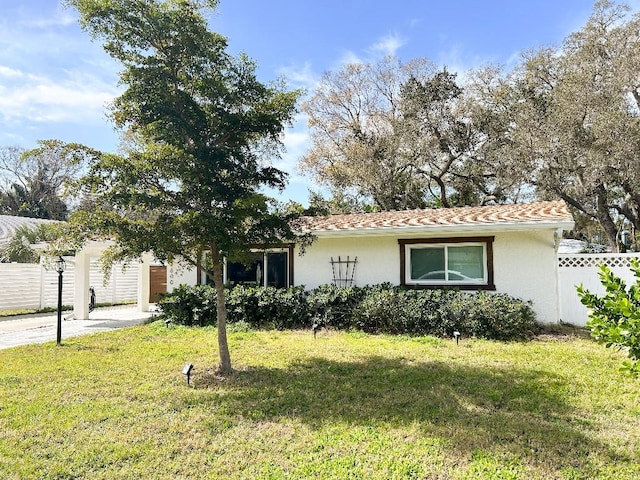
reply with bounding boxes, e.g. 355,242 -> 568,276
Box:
307,220 -> 575,238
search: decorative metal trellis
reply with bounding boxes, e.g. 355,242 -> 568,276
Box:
330,256 -> 358,287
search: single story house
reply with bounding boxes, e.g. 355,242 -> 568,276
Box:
169,200 -> 574,324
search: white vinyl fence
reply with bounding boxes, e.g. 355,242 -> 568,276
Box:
558,253 -> 640,327
0,257 -> 138,311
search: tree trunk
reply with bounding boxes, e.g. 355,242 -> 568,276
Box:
210,247 -> 232,374
595,187 -> 620,252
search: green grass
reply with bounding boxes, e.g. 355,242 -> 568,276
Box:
1,323 -> 638,479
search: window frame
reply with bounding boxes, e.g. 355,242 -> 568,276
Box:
398,236 -> 495,290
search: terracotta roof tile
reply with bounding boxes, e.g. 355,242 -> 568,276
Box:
302,201 -> 573,234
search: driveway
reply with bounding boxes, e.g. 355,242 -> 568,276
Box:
0,306 -> 157,350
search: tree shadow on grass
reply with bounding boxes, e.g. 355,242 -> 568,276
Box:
192,356 -> 622,474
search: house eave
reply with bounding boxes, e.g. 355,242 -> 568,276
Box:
304,220 -> 575,238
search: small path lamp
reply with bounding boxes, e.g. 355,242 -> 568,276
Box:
55,256 -> 66,346
182,363 -> 194,386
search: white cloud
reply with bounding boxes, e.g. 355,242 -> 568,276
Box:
283,129 -> 309,153
338,32 -> 408,68
338,50 -> 364,67
262,116 -> 314,203
278,114 -> 310,169
368,32 -> 407,57
21,11 -> 77,29
0,69 -> 119,124
0,2 -> 121,128
277,61 -> 320,91
433,44 -> 505,79
0,66 -> 24,78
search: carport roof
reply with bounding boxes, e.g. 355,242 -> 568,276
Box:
0,215 -> 60,245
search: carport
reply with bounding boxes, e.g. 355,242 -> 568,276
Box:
71,240 -> 152,320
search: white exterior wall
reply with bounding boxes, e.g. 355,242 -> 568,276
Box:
294,236 -> 400,288
167,261 -> 198,293
294,228 -> 561,324
492,230 -> 559,324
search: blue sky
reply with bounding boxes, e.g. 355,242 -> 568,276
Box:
0,0 -> 632,204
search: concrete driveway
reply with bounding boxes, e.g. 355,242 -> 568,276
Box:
0,306 -> 158,350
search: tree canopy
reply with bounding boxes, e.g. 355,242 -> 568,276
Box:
299,57 -> 435,210
471,0 -> 640,250
300,0 -> 640,250
300,56 -> 531,211
0,141 -> 87,220
67,0 -> 303,373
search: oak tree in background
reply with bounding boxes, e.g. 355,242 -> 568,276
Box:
400,70 -> 525,207
299,57 -> 436,210
300,56 -> 526,210
67,0 -> 302,374
472,0 -> 640,250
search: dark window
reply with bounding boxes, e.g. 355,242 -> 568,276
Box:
266,252 -> 288,288
224,249 -> 292,288
227,252 -> 263,285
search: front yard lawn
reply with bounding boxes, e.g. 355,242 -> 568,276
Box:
0,323 -> 638,479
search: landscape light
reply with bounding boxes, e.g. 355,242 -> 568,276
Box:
55,256 -> 66,346
453,331 -> 461,345
182,363 -> 194,386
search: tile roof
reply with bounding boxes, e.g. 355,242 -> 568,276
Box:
301,200 -> 574,235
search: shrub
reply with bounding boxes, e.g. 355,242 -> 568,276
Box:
225,284 -> 260,326
306,284 -> 367,330
353,287 -> 536,340
354,286 -> 403,334
158,284 -> 217,326
353,287 -> 457,335
577,260 -> 640,376
227,285 -> 307,329
159,283 -> 537,341
466,292 -> 537,341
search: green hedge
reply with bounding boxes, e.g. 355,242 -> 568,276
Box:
158,284 -> 537,340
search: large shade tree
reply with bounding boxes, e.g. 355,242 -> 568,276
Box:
399,70 -> 524,207
471,0 -> 640,250
300,56 -> 525,210
67,0 -> 302,373
299,57 -> 436,210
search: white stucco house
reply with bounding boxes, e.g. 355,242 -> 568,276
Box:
169,200 -> 574,324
